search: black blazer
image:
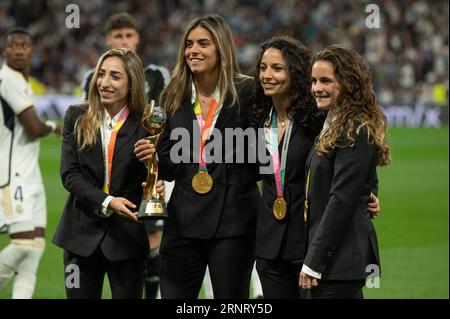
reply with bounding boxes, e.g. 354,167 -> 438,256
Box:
303,128 -> 380,280
52,104 -> 149,261
256,115 -> 314,261
157,78 -> 260,238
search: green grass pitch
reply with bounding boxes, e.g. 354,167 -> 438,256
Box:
0,127 -> 448,299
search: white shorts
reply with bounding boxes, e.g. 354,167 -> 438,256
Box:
0,178 -> 47,234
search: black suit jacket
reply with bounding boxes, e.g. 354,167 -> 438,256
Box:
52,104 -> 149,261
303,128 -> 380,280
157,78 -> 260,238
256,115 -> 314,261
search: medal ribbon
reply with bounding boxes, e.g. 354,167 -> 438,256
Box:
103,107 -> 130,193
270,110 -> 293,198
194,97 -> 219,171
304,169 -> 311,222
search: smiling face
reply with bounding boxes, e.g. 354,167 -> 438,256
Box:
184,26 -> 219,76
96,56 -> 129,110
259,47 -> 292,99
311,60 -> 341,111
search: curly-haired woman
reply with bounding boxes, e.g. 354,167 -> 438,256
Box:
249,36 -> 324,299
251,38 -> 382,299
300,45 -> 390,299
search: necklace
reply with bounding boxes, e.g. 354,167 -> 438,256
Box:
278,117 -> 286,128
200,96 -> 212,104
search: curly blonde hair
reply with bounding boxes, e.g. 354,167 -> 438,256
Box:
313,45 -> 390,166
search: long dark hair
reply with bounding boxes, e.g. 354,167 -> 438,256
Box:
249,36 -> 324,139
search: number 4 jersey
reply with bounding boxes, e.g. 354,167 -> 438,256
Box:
0,63 -> 46,228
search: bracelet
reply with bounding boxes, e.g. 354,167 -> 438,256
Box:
45,120 -> 57,132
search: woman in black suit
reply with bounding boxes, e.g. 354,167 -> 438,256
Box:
300,45 -> 391,299
134,14 -> 260,299
53,48 -> 164,299
250,37 -> 381,299
249,36 -> 324,299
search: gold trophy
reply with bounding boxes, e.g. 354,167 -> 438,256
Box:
138,100 -> 168,219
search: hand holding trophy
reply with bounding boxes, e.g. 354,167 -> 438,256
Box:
138,100 -> 168,219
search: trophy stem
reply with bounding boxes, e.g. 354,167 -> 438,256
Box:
142,134 -> 160,201
139,102 -> 168,220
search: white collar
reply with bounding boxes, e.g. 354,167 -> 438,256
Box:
320,110 -> 337,136
190,81 -> 221,105
104,105 -> 127,129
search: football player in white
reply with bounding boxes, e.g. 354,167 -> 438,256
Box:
0,27 -> 60,299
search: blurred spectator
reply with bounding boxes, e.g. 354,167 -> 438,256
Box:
0,0 -> 448,106
29,76 -> 47,96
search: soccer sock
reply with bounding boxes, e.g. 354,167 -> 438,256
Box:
12,275 -> 36,299
12,238 -> 45,299
0,239 -> 34,291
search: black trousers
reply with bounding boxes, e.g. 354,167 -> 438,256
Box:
256,258 -> 304,299
63,247 -> 146,299
159,233 -> 255,299
310,280 -> 365,299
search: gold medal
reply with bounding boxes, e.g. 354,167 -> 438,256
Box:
192,171 -> 213,194
273,197 -> 287,220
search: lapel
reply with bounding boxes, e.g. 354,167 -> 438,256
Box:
113,111 -> 140,158
179,96 -> 197,163
208,90 -> 236,171
92,129 -> 104,183
181,95 -> 196,135
305,137 -> 317,172
214,90 -> 236,132
287,121 -> 300,156
262,109 -> 300,176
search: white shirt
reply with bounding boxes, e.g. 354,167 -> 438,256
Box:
99,106 -> 127,217
0,63 -> 42,188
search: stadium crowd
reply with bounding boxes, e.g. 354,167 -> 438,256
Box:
0,0 -> 448,106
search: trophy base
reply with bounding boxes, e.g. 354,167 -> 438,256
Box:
138,198 -> 168,220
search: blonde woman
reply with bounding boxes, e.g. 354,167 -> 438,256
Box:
135,14 -> 259,298
53,48 -> 164,299
300,45 -> 390,298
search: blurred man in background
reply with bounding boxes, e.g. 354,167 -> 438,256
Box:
0,27 -> 60,298
80,12 -> 170,299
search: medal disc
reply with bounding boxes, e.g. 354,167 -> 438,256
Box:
192,171 -> 213,194
273,197 -> 287,220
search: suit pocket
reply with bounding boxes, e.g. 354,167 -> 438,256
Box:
74,199 -> 98,234
325,228 -> 354,275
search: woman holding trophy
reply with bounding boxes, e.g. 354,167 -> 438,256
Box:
53,48 -> 165,299
134,14 -> 260,299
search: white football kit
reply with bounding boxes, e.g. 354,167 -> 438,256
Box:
0,63 -> 46,233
